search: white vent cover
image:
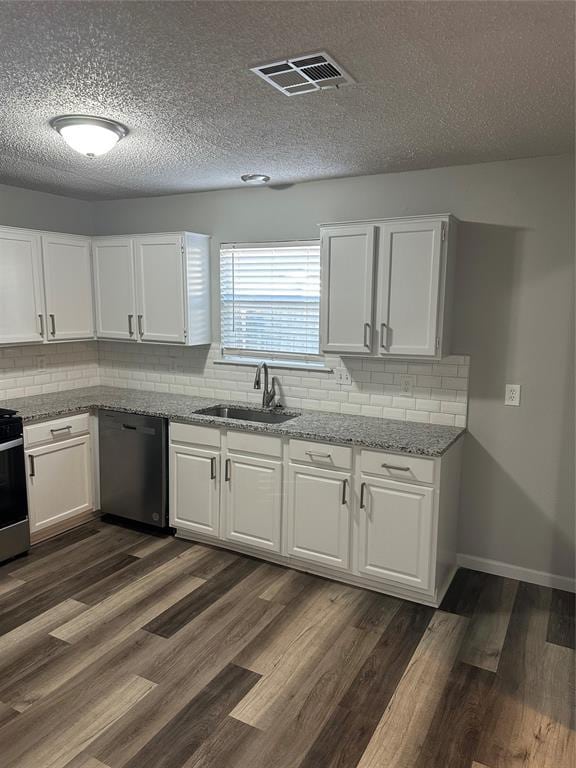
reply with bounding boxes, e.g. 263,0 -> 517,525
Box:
251,52 -> 354,96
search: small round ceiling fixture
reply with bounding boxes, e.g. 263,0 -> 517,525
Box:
50,115 -> 128,158
241,173 -> 270,185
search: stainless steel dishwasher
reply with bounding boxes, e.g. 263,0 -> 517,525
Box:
98,410 -> 168,528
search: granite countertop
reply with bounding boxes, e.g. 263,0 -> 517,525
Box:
1,386 -> 465,458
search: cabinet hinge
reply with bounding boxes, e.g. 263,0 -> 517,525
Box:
441,222 -> 446,241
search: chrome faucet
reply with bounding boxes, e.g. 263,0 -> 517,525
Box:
253,362 -> 277,407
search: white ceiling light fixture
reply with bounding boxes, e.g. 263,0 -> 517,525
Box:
241,173 -> 270,185
50,114 -> 128,158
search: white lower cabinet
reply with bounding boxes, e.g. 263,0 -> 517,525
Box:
170,444 -> 220,537
26,434 -> 94,534
223,453 -> 282,553
357,476 -> 433,591
286,463 -> 350,570
169,421 -> 462,607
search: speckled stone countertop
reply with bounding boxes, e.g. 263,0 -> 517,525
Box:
1,386 -> 465,458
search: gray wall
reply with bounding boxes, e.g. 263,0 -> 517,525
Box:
0,183 -> 93,234
92,155 -> 575,582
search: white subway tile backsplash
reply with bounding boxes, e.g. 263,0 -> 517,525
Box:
1,341 -> 469,428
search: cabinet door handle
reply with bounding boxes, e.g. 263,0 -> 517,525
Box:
49,314 -> 56,337
360,482 -> 367,509
341,478 -> 348,505
28,454 -> 35,478
38,314 -> 44,337
363,322 -> 372,349
137,314 -> 144,338
50,425 -> 72,435
210,456 -> 217,480
225,458 -> 231,482
128,314 -> 134,337
381,463 -> 411,472
380,323 -> 388,349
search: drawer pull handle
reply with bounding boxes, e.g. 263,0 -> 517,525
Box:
49,313 -> 56,337
128,314 -> 134,337
38,314 -> 44,337
210,456 -> 217,480
363,322 -> 372,349
305,451 -> 331,459
225,458 -> 231,482
381,463 -> 411,472
360,482 -> 367,509
50,425 -> 72,434
28,454 -> 35,478
137,314 -> 144,338
341,478 -> 348,505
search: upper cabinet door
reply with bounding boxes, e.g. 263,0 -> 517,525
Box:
0,228 -> 44,344
320,225 -> 376,354
376,219 -> 444,357
134,235 -> 186,344
93,238 -> 137,341
41,234 -> 95,341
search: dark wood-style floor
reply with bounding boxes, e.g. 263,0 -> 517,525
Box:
0,520 -> 573,768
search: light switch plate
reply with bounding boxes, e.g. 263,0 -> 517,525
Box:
335,367 -> 352,386
36,355 -> 47,373
505,383 -> 521,406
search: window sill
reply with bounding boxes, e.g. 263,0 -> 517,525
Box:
214,356 -> 333,373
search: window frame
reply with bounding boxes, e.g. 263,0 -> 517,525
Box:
219,239 -> 324,367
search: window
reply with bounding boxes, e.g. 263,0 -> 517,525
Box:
220,241 -> 321,359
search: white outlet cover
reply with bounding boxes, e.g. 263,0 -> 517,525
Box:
398,375 -> 416,396
505,383 -> 521,406
335,367 -> 352,386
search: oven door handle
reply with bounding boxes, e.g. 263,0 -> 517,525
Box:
0,438 -> 23,452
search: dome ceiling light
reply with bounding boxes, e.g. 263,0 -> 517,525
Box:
241,173 -> 270,185
50,114 -> 128,158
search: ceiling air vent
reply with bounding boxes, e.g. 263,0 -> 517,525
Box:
251,52 -> 354,96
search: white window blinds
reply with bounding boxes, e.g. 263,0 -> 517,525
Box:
220,241 -> 321,356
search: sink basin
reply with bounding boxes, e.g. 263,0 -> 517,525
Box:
196,405 -> 299,424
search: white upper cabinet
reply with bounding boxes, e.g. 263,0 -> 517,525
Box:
320,225 -> 375,354
0,228 -> 44,344
376,219 -> 443,357
93,238 -> 137,341
134,234 -> 187,344
320,216 -> 456,359
41,234 -> 95,341
92,232 -> 211,346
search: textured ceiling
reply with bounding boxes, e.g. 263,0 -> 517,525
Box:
0,0 -> 573,200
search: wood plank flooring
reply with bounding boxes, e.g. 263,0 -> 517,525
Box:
0,520 -> 573,768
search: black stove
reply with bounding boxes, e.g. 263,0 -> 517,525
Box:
0,407 -> 30,563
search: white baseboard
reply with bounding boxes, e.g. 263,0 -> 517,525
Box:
457,553 -> 575,593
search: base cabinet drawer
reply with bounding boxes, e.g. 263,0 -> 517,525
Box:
24,412 -> 90,448
26,434 -> 94,533
223,454 -> 282,552
286,464 -> 350,570
358,475 -> 434,591
170,444 -> 220,537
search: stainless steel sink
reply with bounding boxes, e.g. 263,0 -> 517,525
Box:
196,405 -> 299,424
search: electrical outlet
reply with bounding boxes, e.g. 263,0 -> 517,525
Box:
334,367 -> 352,386
505,384 -> 521,406
36,355 -> 47,373
169,359 -> 180,373
398,375 -> 415,396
